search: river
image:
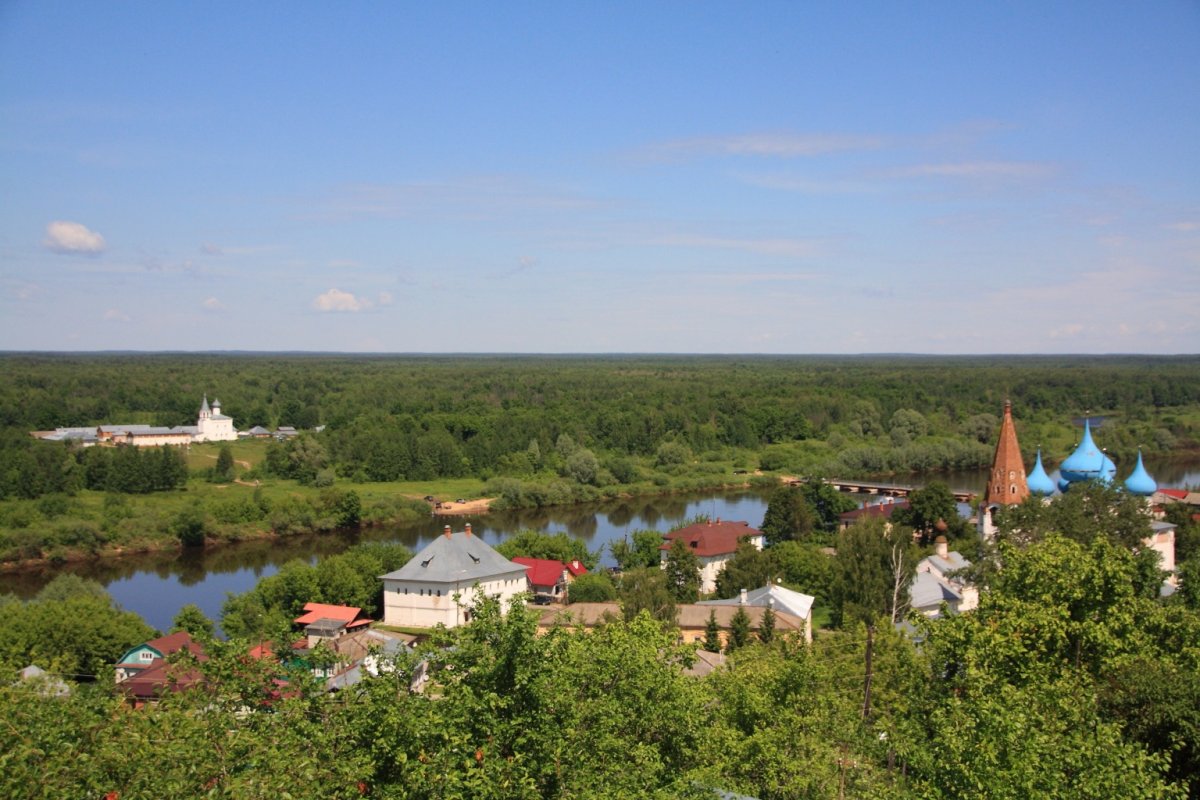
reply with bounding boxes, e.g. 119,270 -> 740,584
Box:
2,459 -> 1198,633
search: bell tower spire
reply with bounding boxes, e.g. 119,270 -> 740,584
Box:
985,399 -> 1029,506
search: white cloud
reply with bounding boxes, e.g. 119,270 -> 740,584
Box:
377,291 -> 393,306
328,259 -> 360,269
201,297 -> 224,311
103,308 -> 131,322
1164,221 -> 1199,232
1048,323 -> 1083,339
43,220 -> 106,255
201,242 -> 223,255
313,288 -> 371,312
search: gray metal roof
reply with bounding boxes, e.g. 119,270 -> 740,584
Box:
696,583 -> 815,619
922,552 -> 970,575
910,571 -> 962,611
381,531 -> 528,585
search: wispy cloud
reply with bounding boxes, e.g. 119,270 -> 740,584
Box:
304,176 -> 603,223
636,132 -> 884,162
200,242 -> 282,256
1164,221 -> 1199,232
44,221 -> 106,255
885,161 -> 1060,180
651,233 -> 821,259
201,297 -> 224,311
103,308 -> 131,322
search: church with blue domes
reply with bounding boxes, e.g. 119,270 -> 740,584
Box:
978,404 -> 1162,534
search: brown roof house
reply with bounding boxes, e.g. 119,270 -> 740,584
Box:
114,631 -> 208,706
660,519 -> 765,594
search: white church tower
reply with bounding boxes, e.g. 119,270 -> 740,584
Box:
195,394 -> 237,442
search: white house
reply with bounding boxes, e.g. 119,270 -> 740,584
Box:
660,519 -> 765,595
380,524 -> 529,628
910,536 -> 978,618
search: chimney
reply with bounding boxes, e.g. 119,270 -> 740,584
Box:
739,588 -> 748,606
935,535 -> 949,560
443,525 -> 452,538
464,523 -> 472,537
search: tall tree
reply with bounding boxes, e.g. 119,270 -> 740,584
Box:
833,518 -> 915,627
760,485 -> 815,546
663,537 -> 701,602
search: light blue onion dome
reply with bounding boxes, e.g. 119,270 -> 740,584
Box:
1124,449 -> 1157,496
1099,453 -> 1117,483
1027,449 -> 1056,496
1060,419 -> 1105,483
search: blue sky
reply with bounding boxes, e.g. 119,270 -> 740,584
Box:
2,2 -> 1198,353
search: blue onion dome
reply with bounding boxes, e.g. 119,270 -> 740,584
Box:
1124,449 -> 1157,496
1057,477 -> 1073,493
1027,449 -> 1056,496
1100,453 -> 1117,483
1060,419 -> 1107,485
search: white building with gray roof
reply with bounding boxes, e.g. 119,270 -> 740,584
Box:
380,524 -> 530,628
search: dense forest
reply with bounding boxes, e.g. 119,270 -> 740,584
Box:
0,354 -> 1197,565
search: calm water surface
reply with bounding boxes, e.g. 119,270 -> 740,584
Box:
3,459 -> 1197,633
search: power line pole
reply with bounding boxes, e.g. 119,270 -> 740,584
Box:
862,623 -> 875,720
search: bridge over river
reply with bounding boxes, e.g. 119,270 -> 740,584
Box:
788,477 -> 977,504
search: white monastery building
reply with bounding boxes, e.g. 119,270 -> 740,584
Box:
380,524 -> 530,628
34,394 -> 237,447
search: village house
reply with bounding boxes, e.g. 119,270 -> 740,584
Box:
293,602 -> 373,649
838,498 -> 910,531
660,519 -> 765,594
512,556 -> 587,602
380,524 -> 530,628
532,602 -> 809,649
114,631 -> 208,705
910,536 -> 978,618
697,582 -> 815,643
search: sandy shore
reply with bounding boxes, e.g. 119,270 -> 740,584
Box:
432,497 -> 497,516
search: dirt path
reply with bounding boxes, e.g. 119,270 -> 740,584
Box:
201,453 -> 253,469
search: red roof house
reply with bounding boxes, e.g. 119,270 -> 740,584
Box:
294,603 -> 372,648
115,632 -> 208,706
838,500 -> 910,530
659,519 -> 765,594
512,557 -> 587,601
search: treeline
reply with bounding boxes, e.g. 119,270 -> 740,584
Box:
0,434 -> 187,500
2,354 -> 1197,491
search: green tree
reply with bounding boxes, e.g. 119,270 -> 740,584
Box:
760,485 -> 815,545
663,537 -> 701,602
172,603 -> 215,639
758,604 -> 776,644
619,567 -> 677,625
727,606 -> 751,652
801,480 -> 858,532
495,529 -> 598,570
566,571 -> 617,603
893,481 -> 965,544
609,529 -> 664,571
214,444 -> 235,482
833,518 -> 915,627
703,609 -> 723,652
